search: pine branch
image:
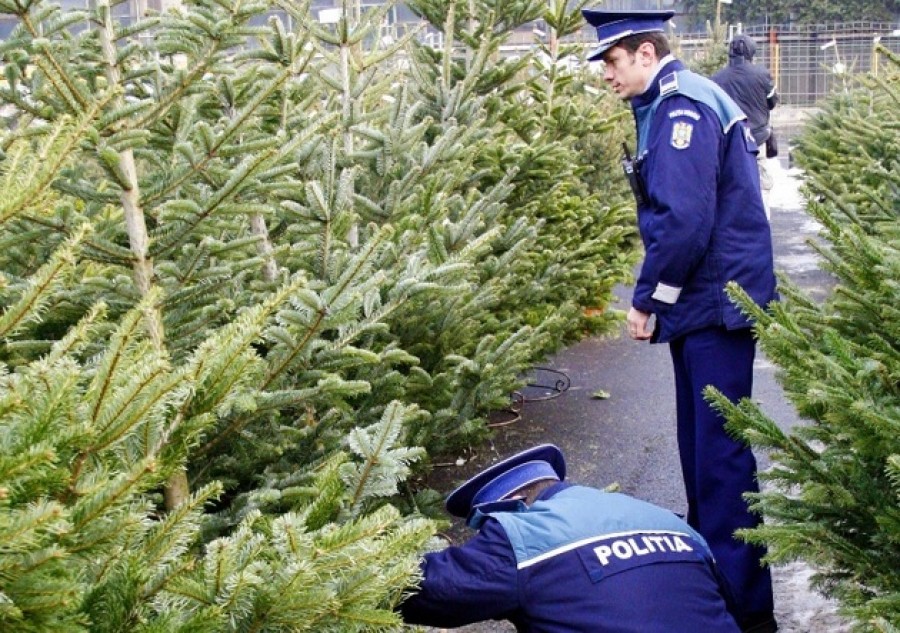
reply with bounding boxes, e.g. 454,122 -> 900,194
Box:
342,400 -> 425,513
0,225 -> 86,341
0,105 -> 104,223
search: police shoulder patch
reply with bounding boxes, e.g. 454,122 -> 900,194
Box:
659,72 -> 678,95
670,121 -> 693,150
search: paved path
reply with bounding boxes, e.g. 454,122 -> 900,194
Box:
418,159 -> 852,632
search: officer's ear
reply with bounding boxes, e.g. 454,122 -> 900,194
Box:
636,40 -> 658,65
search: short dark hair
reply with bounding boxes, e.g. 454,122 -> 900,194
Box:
508,478 -> 558,505
615,32 -> 671,58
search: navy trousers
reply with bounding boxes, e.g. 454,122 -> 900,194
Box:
669,326 -> 774,625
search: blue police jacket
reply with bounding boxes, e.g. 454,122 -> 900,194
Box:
630,59 -> 777,343
400,483 -> 740,632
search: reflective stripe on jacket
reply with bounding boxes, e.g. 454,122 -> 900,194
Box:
400,483 -> 740,632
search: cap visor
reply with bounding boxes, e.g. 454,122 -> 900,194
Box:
445,444 -> 566,518
586,43 -> 608,61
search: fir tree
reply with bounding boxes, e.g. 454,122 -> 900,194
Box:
392,0 -> 636,449
0,156 -> 435,628
710,46 -> 900,630
681,0 -> 900,26
1,0 -> 638,626
677,19 -> 728,78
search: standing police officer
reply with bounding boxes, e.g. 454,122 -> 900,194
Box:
582,9 -> 779,633
399,444 -> 741,631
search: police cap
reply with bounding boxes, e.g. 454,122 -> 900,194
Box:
582,9 -> 675,61
445,444 -> 566,519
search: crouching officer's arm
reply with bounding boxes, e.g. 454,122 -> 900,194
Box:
398,520 -> 519,628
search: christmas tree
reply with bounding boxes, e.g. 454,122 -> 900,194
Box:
0,134 -> 436,628
711,46 -> 900,629
0,0 -> 635,627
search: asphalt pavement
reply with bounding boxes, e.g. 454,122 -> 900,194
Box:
416,155 -> 844,632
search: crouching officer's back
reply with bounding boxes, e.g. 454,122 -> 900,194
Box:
399,444 -> 740,632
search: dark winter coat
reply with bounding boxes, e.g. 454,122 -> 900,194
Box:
711,36 -> 779,145
629,58 -> 777,344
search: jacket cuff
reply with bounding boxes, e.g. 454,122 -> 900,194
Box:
651,282 -> 682,304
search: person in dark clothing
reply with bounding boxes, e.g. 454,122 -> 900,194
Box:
712,35 -> 780,216
399,444 -> 741,632
581,9 -> 778,633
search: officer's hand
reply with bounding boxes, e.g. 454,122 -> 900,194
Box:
626,308 -> 653,341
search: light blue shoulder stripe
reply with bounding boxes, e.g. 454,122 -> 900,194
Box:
674,70 -> 746,133
636,70 -> 745,155
488,487 -> 709,568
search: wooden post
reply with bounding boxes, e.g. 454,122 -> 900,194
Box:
770,27 -> 780,95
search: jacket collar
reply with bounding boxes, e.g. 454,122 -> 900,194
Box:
631,57 -> 685,109
466,481 -> 571,528
536,480 -> 569,501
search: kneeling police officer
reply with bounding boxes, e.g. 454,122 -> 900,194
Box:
399,444 -> 741,632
